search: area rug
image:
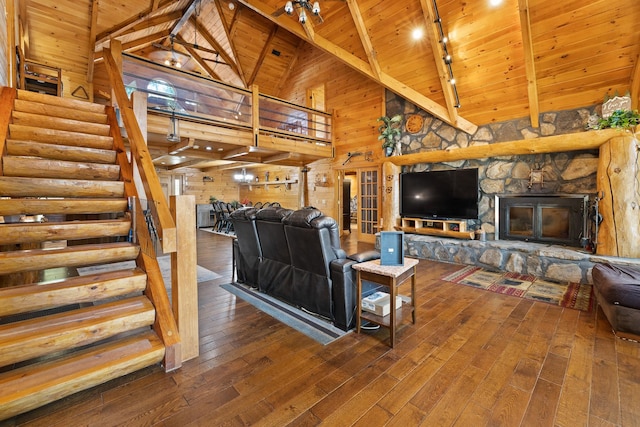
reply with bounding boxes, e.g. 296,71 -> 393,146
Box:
220,282 -> 350,345
77,255 -> 221,286
441,266 -> 594,311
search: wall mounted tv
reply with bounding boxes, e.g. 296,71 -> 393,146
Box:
400,168 -> 479,220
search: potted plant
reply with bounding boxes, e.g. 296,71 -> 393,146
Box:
377,115 -> 403,156
587,109 -> 640,134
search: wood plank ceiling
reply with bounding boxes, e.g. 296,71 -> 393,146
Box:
18,0 -> 640,170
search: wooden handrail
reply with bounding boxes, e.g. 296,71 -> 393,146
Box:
103,46 -> 176,254
106,106 -> 182,371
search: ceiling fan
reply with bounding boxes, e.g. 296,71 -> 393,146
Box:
273,1 -> 324,25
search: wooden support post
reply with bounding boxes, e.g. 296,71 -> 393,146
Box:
170,195 -> 199,361
597,134 -> 640,258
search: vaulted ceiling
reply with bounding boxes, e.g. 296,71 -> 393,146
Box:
18,0 -> 640,166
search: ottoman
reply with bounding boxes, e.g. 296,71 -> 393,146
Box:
592,263 -> 640,340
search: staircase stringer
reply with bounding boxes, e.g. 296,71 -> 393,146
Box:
107,106 -> 182,371
0,87 -> 17,175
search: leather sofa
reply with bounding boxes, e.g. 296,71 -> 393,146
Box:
230,207 -> 261,288
592,263 -> 640,340
232,206 -> 379,331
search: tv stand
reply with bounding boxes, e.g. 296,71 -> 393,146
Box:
396,217 -> 474,240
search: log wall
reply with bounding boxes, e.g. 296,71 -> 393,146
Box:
597,135 -> 640,258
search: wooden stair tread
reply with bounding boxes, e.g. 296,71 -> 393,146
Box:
0,242 -> 140,275
0,330 -> 164,420
0,176 -> 124,198
0,198 -> 128,216
12,111 -> 111,136
16,89 -> 107,114
8,124 -> 113,150
3,156 -> 120,181
0,295 -> 155,368
13,98 -> 108,124
6,139 -> 117,164
0,268 -> 147,317
0,218 -> 131,245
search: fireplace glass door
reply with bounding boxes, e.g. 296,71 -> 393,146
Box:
498,195 -> 587,247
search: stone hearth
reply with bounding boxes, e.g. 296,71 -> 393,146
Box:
377,233 -> 640,285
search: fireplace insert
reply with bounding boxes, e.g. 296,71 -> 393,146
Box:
495,194 -> 588,247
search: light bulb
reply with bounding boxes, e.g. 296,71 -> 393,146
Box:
299,9 -> 307,24
312,1 -> 320,15
284,1 -> 293,14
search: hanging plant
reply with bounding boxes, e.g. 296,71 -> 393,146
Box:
377,115 -> 403,156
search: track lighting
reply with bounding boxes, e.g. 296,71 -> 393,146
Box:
433,0 -> 461,108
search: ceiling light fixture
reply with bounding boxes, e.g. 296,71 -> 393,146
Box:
277,1 -> 323,26
433,0 -> 461,108
167,107 -> 180,143
233,168 -> 254,183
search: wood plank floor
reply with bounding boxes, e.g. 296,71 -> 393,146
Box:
4,230 -> 640,427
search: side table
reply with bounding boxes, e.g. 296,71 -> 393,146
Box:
352,258 -> 418,347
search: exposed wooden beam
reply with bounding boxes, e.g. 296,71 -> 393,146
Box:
212,1 -> 247,86
94,30 -> 171,60
167,159 -> 206,170
631,54 -> 640,110
420,0 -> 458,125
86,0 -> 99,83
95,0 -> 175,45
170,0 -> 201,37
388,129 -> 622,166
518,0 -> 540,127
223,146 -> 255,159
263,152 -> 293,164
168,137 -> 196,155
112,10 -> 183,42
249,26 -> 278,86
346,0 -> 380,79
236,0 -> 478,135
174,34 -> 222,80
190,15 -> 241,80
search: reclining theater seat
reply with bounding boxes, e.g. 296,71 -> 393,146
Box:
255,206 -> 294,298
230,207 -> 261,288
592,263 -> 640,340
283,208 -> 379,331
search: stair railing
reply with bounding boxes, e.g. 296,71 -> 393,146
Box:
103,44 -> 176,255
106,106 -> 182,370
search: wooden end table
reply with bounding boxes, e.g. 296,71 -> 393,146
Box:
353,258 -> 418,347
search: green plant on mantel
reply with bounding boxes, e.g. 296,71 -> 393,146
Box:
377,115 -> 403,156
588,109 -> 640,132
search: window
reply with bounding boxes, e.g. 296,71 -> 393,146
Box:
147,78 -> 177,109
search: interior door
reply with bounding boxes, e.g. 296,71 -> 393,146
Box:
358,168 -> 380,244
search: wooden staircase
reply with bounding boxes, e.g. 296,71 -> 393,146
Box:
0,89 -> 179,420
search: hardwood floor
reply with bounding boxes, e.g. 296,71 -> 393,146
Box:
4,231 -> 640,427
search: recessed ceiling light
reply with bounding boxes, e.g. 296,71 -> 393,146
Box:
412,28 -> 424,40
217,148 -> 223,151
206,146 -> 212,151
489,0 -> 503,6
228,2 -> 235,10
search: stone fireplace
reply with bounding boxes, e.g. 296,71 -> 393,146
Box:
495,194 -> 588,247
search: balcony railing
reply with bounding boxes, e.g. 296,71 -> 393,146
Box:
121,54 -> 332,145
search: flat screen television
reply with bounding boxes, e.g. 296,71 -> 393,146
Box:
400,168 -> 479,219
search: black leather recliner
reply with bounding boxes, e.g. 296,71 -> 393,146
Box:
230,207 -> 261,288
283,208 -> 379,330
255,206 -> 294,298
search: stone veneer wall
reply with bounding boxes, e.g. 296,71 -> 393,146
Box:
386,90 -> 601,235
382,91 -> 637,284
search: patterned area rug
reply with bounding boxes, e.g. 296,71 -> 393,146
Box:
442,266 -> 594,311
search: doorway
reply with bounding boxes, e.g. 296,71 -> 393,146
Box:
339,168 -> 380,244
